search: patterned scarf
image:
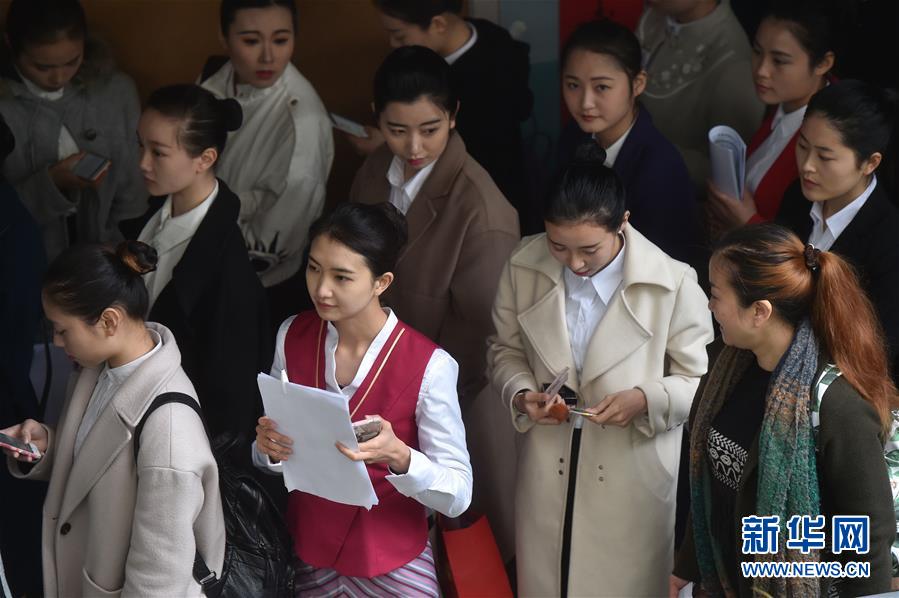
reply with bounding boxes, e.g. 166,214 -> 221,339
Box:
690,320 -> 822,597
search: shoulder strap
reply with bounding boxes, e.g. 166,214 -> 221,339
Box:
132,392 -> 219,594
810,363 -> 842,431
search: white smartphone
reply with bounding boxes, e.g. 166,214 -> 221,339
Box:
72,152 -> 110,181
0,432 -> 41,460
329,113 -> 369,138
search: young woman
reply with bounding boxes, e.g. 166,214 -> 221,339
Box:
349,45 -> 519,406
671,224 -> 895,597
122,84 -> 272,446
708,3 -> 835,231
560,19 -> 696,263
776,80 -> 899,381
1,241 -> 225,597
200,0 -> 333,324
0,0 -> 144,261
254,202 -> 472,597
488,142 -> 713,596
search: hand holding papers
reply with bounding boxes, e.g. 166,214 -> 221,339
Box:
708,125 -> 746,200
257,372 -> 378,509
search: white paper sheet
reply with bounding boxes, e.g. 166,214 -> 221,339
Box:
708,125 -> 747,200
678,582 -> 695,598
257,372 -> 378,509
329,113 -> 369,138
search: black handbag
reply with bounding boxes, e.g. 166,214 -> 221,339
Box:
134,393 -> 295,597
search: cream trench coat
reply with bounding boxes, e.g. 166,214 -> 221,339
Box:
488,226 -> 713,597
8,323 -> 225,597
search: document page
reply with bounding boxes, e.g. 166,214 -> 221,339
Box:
709,125 -> 747,200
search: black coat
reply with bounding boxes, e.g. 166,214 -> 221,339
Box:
452,18 -> 534,230
121,180 -> 273,443
777,180 -> 899,380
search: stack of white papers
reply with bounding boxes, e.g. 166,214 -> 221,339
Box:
709,125 -> 746,200
257,372 -> 378,510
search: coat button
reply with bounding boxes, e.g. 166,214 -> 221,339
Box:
599,476 -> 604,482
559,458 -> 564,464
598,465 -> 603,470
558,470 -> 563,475
60,522 -> 71,535
83,129 -> 97,141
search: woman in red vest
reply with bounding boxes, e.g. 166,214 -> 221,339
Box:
253,202 -> 472,596
707,2 -> 835,233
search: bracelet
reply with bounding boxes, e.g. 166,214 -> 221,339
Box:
512,389 -> 530,414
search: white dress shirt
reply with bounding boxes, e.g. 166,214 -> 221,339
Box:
74,329 -> 162,455
808,176 -> 877,251
444,22 -> 478,65
564,238 -> 626,375
138,181 -> 219,309
253,309 -> 473,518
745,103 -> 807,194
386,156 -> 437,215
599,119 -> 636,168
201,62 -> 334,288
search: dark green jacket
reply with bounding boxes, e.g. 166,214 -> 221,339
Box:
675,354 -> 895,597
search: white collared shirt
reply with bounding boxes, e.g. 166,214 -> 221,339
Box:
808,176 -> 877,251
444,22 -> 478,65
386,156 -> 437,215
19,70 -> 79,160
745,103 -> 807,194
253,309 -> 473,518
138,180 -> 219,309
563,238 -> 626,375
74,329 -> 163,455
599,119 -> 637,168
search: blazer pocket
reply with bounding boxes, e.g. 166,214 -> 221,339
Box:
82,568 -> 123,597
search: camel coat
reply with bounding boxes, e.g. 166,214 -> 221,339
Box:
8,323 -> 225,597
488,226 -> 713,596
350,132 -> 519,404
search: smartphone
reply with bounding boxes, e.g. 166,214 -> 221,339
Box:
352,417 -> 382,443
72,152 -> 110,181
0,432 -> 41,460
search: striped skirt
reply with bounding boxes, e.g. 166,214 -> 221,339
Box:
295,541 -> 439,597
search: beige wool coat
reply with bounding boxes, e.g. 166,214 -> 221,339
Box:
9,322 -> 225,597
488,227 -> 713,597
350,131 -> 520,404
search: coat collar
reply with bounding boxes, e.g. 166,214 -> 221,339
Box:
147,179 -> 241,318
831,183 -> 892,255
59,322 -> 186,521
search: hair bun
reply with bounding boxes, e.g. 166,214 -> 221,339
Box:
572,141 -> 607,167
116,241 -> 158,276
219,98 -> 243,132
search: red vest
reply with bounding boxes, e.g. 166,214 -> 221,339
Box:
746,109 -> 800,224
283,311 -> 436,577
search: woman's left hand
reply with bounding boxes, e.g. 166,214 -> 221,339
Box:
336,416 -> 411,474
706,180 -> 759,231
584,388 -> 648,427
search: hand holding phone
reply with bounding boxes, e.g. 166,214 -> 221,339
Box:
0,431 -> 41,461
72,152 -> 111,181
352,417 -> 382,443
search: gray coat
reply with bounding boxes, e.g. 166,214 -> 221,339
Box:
0,46 -> 145,260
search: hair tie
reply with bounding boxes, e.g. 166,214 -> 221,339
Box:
804,243 -> 821,273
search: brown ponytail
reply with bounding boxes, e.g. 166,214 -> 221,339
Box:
714,223 -> 897,434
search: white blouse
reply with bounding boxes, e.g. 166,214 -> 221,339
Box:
745,103 -> 807,194
74,329 -> 162,455
253,309 -> 473,518
138,181 -> 218,310
386,156 -> 437,215
808,176 -> 877,251
201,62 -> 334,288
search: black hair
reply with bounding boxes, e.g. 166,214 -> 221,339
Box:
308,202 -> 408,277
43,241 -> 157,323
561,19 -> 643,85
373,0 -> 462,29
220,0 -> 297,36
761,1 -> 835,69
806,80 -> 899,192
5,0 -> 87,56
544,142 -> 628,229
145,84 -> 243,161
373,46 -> 457,119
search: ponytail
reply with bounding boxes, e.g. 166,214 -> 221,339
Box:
714,223 -> 897,434
811,250 -> 897,433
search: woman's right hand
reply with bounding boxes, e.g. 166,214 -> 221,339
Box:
255,416 -> 294,462
514,391 -> 565,425
1,419 -> 48,462
668,574 -> 690,598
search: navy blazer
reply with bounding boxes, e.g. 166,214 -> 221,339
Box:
777,180 -> 899,381
120,179 -> 273,444
559,108 -> 697,264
